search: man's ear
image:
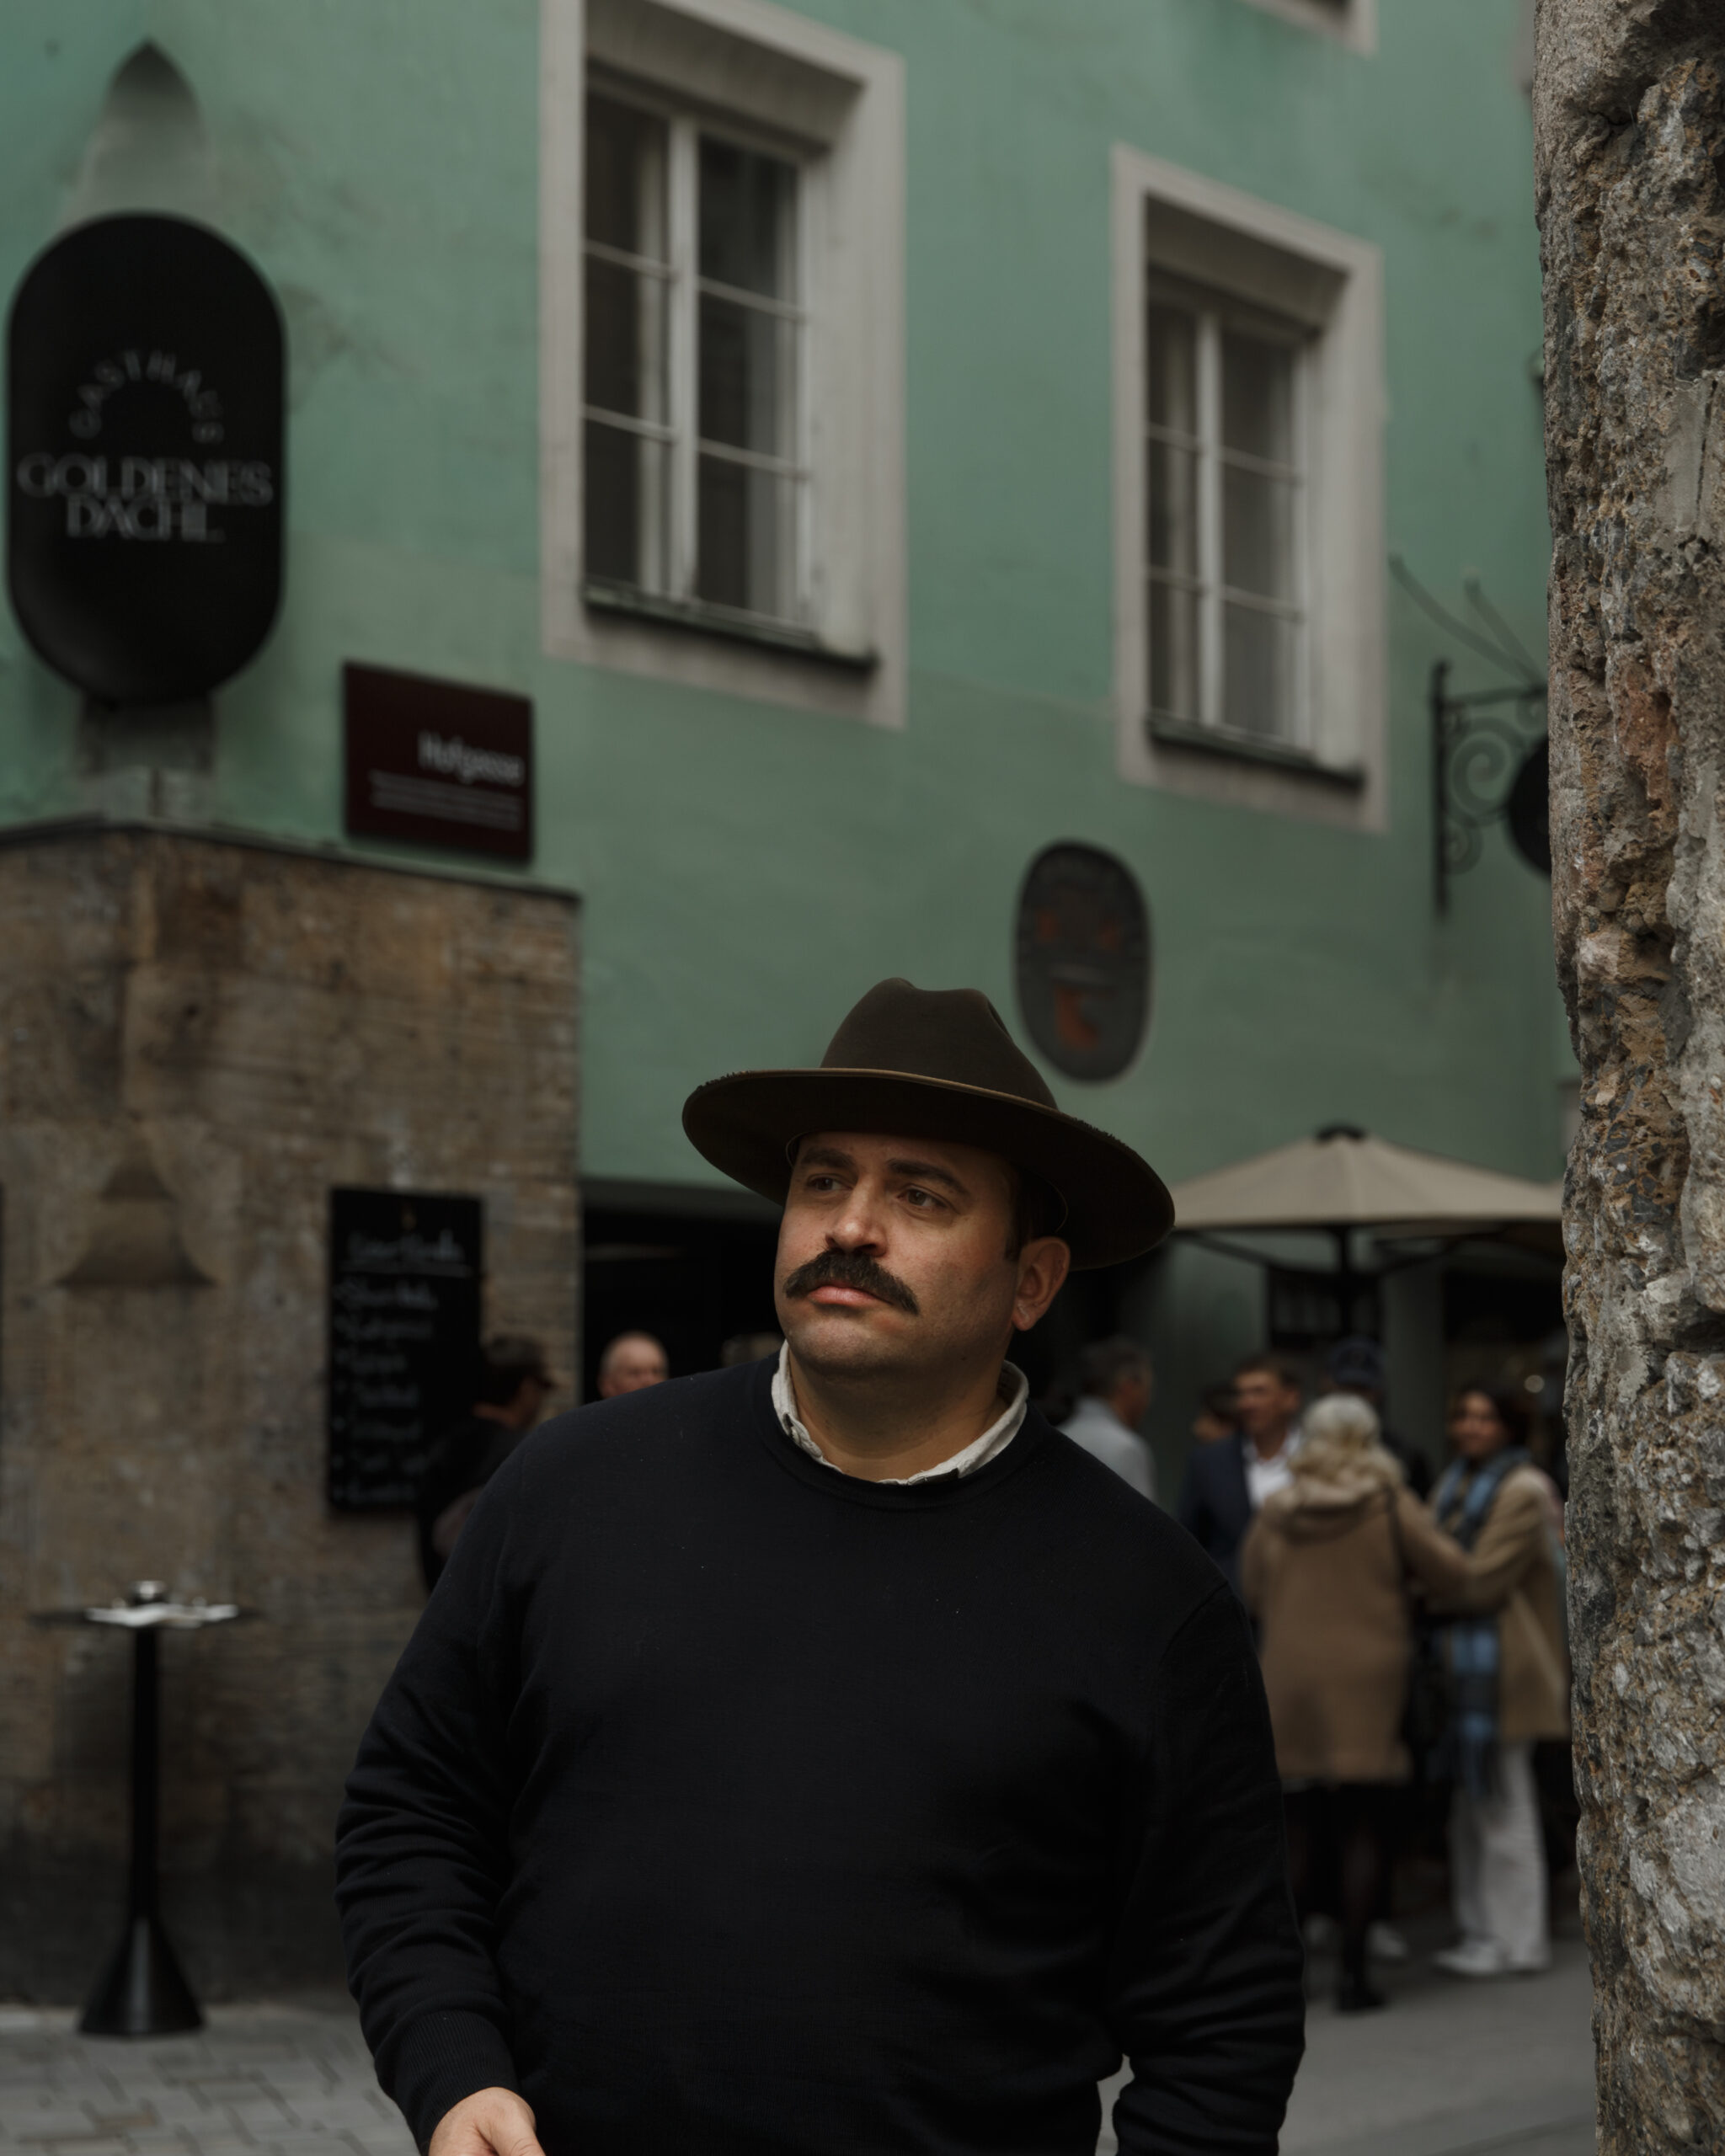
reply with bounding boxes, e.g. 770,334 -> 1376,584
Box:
1011,1235 -> 1071,1332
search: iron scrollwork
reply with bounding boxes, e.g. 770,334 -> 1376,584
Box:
1390,560 -> 1550,914
1431,663 -> 1550,912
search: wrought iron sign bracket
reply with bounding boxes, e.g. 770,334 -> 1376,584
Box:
1390,559 -> 1551,915
1430,662 -> 1549,914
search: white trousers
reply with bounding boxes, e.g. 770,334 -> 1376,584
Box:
1449,1737 -> 1549,1968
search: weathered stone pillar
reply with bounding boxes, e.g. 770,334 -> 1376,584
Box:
0,829 -> 579,1996
1535,4 -> 1725,2144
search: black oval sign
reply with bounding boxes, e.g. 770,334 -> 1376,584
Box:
7,213 -> 284,703
1507,738 -> 1551,876
1015,843 -> 1151,1081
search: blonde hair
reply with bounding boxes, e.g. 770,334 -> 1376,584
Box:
1293,1391 -> 1403,1488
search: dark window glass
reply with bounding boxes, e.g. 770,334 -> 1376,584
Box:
585,420 -> 666,590
698,136 -> 794,296
697,457 -> 787,616
585,96 -> 667,259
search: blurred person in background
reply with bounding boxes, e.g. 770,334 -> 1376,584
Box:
1190,1381 -> 1239,1447
1058,1336 -> 1156,1503
416,1336 -> 555,1591
1319,1337 -> 1429,1965
1178,1353 -> 1304,1594
596,1330 -> 669,1396
1430,1385 -> 1569,1980
1324,1334 -> 1433,1498
1241,1393 -> 1469,2012
721,1331 -> 784,1368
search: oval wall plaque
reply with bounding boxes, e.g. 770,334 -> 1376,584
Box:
7,213 -> 285,703
1507,738 -> 1551,876
1014,843 -> 1151,1081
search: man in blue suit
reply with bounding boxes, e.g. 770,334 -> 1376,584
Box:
1178,1355 -> 1303,1593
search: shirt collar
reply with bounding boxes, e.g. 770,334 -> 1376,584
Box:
771,1342 -> 1029,1486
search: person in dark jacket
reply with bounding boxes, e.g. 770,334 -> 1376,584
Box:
1324,1334 -> 1432,1497
1178,1353 -> 1304,1593
414,1335 -> 553,1590
338,981 -> 1303,2156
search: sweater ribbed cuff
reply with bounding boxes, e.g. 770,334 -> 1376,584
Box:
390,2010 -> 520,2153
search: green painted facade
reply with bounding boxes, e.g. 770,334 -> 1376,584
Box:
0,1 -> 1561,1465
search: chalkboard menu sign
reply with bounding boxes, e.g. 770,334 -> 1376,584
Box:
327,1187 -> 483,1511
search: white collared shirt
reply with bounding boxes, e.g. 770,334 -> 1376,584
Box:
1059,1396 -> 1156,1505
771,1343 -> 1028,1486
1246,1427 -> 1300,1512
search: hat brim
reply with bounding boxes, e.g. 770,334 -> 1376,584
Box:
682,1067 -> 1174,1269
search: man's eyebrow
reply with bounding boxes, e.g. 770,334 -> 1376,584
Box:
798,1145 -> 856,1172
886,1157 -> 969,1197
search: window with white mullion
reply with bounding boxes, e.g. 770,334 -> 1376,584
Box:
695,127 -> 804,622
584,91 -> 674,595
1195,307 -> 1224,733
665,115 -> 701,603
697,272 -> 806,323
582,88 -> 808,626
1144,280 -> 1308,744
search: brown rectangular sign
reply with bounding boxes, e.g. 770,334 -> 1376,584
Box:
344,661 -> 532,862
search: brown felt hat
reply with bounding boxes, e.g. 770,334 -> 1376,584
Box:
681,979 -> 1174,1269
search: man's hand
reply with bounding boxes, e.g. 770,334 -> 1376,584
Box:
428,2088 -> 545,2156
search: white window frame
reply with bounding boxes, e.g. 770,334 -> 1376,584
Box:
1145,275 -> 1313,749
581,81 -> 814,627
542,0 -> 906,728
1113,147 -> 1386,829
1235,0 -> 1376,54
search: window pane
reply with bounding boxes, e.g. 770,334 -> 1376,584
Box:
1221,330 -> 1294,463
585,419 -> 669,592
1222,466 -> 1295,601
699,294 -> 796,457
699,136 -> 796,298
1223,603 -> 1296,739
585,95 -> 668,260
697,456 -> 795,616
1150,580 -> 1201,723
1146,303 -> 1199,435
1148,440 -> 1199,577
585,256 -> 668,423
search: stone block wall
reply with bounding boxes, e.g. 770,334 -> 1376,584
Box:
0,828 -> 579,1999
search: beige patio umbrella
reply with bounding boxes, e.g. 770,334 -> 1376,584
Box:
1165,1123 -> 1562,1332
1167,1123 -> 1562,1235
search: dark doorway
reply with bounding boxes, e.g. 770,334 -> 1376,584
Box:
1018,1255 -> 1155,1420
581,1186 -> 781,1400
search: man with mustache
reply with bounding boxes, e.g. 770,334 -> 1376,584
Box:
337,980 -> 1303,2156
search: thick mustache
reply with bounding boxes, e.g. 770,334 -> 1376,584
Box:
782,1248 -> 921,1316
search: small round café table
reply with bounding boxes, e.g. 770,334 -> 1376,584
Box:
30,1581 -> 249,2036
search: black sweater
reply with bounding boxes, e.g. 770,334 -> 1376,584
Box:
336,1362 -> 1303,2155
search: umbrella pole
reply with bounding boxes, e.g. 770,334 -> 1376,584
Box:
1332,1225 -> 1358,1337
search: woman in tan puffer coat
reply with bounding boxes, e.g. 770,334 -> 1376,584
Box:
1241,1393 -> 1468,2012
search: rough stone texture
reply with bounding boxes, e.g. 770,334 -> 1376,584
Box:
0,829 -> 579,1999
1535,3 -> 1725,2147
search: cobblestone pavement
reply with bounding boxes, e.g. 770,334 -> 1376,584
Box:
0,2001 -> 412,2156
3,1910 -> 1594,2156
